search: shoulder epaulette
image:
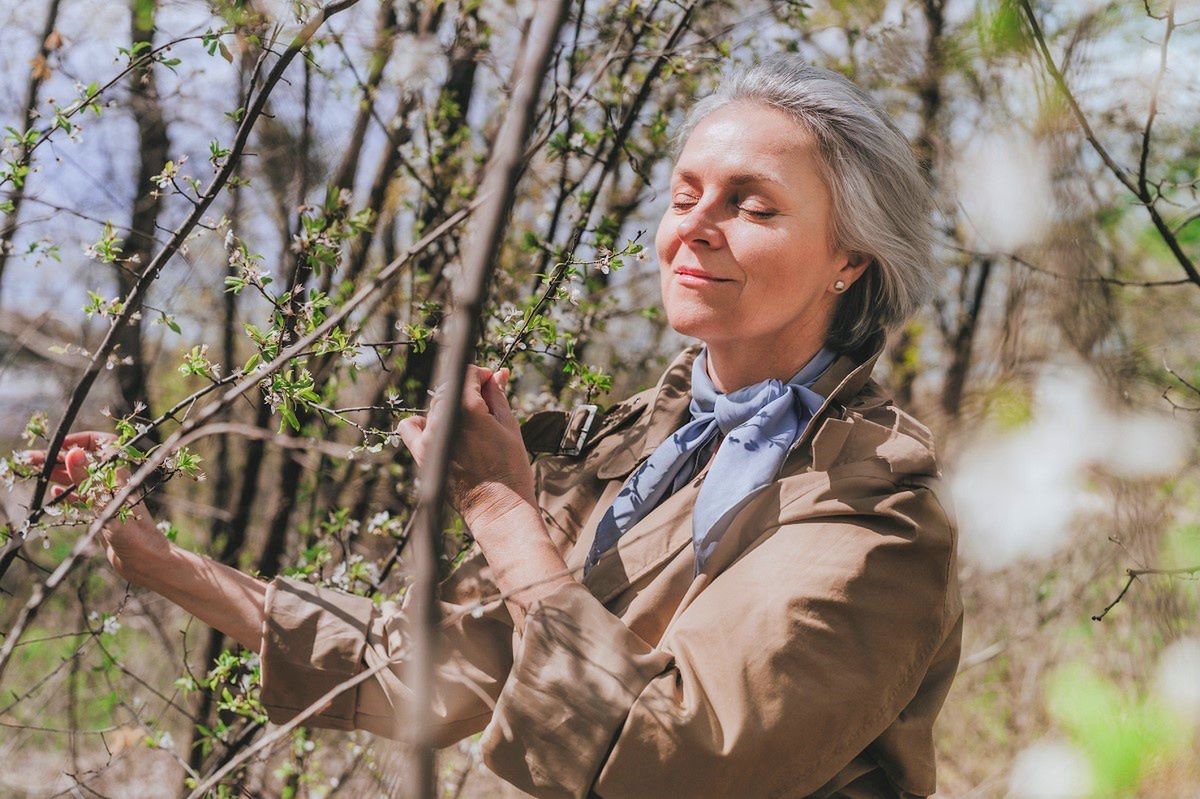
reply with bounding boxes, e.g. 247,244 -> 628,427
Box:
520,393 -> 649,457
520,404 -> 598,456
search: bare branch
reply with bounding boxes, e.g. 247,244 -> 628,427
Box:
1092,563 -> 1200,621
0,0 -> 365,584
404,0 -> 572,793
1019,0 -> 1200,288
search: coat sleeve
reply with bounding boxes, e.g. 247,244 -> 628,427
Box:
258,542 -> 516,746
478,477 -> 957,799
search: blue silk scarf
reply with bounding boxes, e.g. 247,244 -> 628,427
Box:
584,344 -> 839,576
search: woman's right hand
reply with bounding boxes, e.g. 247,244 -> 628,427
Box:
23,431 -> 171,582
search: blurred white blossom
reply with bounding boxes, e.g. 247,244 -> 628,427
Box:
948,363 -> 1192,570
1155,637 -> 1200,725
1008,738 -> 1093,799
955,131 -> 1053,252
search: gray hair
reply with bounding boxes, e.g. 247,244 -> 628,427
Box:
675,56 -> 936,353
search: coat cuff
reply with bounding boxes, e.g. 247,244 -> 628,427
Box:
259,575 -> 375,729
481,580 -> 673,799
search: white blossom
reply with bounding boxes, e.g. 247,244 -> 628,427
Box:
948,363 -> 1192,570
1008,739 -> 1092,799
954,131 -> 1053,252
1155,637 -> 1200,724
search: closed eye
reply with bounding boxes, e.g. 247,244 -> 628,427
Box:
670,198 -> 697,212
739,206 -> 776,219
669,193 -> 777,219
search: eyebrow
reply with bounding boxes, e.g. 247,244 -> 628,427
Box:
673,168 -> 785,188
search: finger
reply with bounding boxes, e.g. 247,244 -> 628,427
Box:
461,378 -> 490,414
396,416 -> 427,462
432,366 -> 492,400
399,414 -> 427,435
17,449 -> 73,484
465,364 -> 494,388
50,483 -> 81,504
63,431 -> 116,451
430,368 -> 491,410
481,372 -> 517,426
65,447 -> 90,485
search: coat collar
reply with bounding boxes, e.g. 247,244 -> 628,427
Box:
595,329 -> 889,481
577,330 -> 889,602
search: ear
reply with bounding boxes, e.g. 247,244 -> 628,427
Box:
836,252 -> 872,289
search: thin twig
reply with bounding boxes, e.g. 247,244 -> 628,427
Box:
1092,563 -> 1200,621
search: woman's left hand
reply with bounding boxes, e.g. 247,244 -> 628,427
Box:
398,363 -> 574,627
396,364 -> 536,529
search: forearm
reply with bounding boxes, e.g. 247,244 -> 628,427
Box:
468,501 -> 574,632
130,544 -> 267,652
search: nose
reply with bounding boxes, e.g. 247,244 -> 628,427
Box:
675,200 -> 725,250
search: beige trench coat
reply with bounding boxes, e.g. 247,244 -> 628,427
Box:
258,331 -> 963,799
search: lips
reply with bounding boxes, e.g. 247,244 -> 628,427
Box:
673,267 -> 732,282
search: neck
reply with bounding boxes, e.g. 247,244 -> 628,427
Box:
702,328 -> 830,393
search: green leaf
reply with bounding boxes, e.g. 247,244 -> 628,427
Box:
279,404 -> 299,432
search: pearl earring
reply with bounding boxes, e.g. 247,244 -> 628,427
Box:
833,279 -> 846,292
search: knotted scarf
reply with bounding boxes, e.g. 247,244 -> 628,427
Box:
584,344 -> 839,576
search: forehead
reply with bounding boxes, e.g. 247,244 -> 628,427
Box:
673,101 -> 822,181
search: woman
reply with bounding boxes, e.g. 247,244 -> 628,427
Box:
33,57 -> 961,798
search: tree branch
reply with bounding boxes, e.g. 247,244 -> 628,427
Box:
1019,0 -> 1200,288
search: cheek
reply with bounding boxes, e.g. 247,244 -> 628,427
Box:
739,226 -> 830,289
654,215 -> 674,262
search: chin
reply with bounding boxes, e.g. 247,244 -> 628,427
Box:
660,281 -> 744,341
664,306 -> 732,343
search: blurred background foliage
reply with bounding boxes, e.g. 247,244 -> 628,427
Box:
0,0 -> 1197,796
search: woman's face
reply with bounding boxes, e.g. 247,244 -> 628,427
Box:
656,100 -> 860,353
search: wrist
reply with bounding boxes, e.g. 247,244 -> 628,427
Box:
462,485 -> 537,533
119,537 -> 180,589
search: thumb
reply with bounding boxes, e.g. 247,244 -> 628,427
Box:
396,415 -> 428,463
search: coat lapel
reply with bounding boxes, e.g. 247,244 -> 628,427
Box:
786,329 -> 889,472
592,344 -> 700,481
571,345 -> 701,603
573,332 -> 890,604
574,475 -> 700,605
